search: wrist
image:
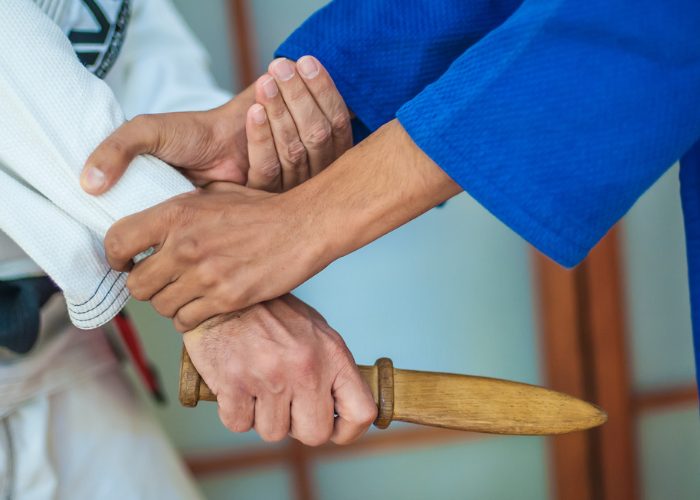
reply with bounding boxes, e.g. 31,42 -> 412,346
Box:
279,185 -> 338,278
290,120 -> 461,263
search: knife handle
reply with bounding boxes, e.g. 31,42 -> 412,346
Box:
179,346 -> 606,435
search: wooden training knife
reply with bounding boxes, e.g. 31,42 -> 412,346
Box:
179,347 -> 606,435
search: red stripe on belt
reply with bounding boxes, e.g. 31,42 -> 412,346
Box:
113,311 -> 165,403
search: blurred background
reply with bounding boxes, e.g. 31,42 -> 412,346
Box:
123,1 -> 700,499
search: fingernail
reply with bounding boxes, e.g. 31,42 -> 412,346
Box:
261,76 -> 278,98
271,59 -> 295,81
81,166 -> 105,192
298,56 -> 319,79
250,104 -> 266,124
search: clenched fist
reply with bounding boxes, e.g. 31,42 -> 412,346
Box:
183,295 -> 377,445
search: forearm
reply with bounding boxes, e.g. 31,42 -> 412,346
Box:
290,119 -> 461,265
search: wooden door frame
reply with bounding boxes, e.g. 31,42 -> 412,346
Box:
535,227 -> 638,500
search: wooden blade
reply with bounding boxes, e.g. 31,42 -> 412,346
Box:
390,368 -> 606,435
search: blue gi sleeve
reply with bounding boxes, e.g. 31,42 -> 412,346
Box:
276,0 -> 522,131
396,0 -> 700,266
680,147 -> 700,392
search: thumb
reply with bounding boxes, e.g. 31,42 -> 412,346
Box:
81,114 -> 163,195
331,360 -> 378,445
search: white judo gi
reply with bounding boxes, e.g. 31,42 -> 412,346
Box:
0,0 -> 230,497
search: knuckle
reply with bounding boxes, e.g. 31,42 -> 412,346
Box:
261,370 -> 286,395
267,379 -> 286,396
249,131 -> 271,146
220,283 -> 246,311
103,137 -> 129,157
292,348 -> 321,390
130,289 -> 149,302
302,122 -> 332,149
287,85 -> 309,104
217,295 -> 238,315
218,398 -> 253,433
325,328 -> 346,348
255,356 -> 286,391
299,428 -> 332,447
220,295 -> 241,314
255,158 -> 282,180
259,427 -> 287,443
283,140 -> 307,167
326,335 -> 351,364
130,113 -> 152,127
267,105 -> 288,121
175,236 -> 201,261
126,276 -> 147,301
313,82 -> 334,100
225,366 -> 247,386
330,113 -> 351,136
293,345 -> 316,371
224,417 -> 252,433
331,435 -> 350,446
228,420 -> 253,433
150,301 -> 166,316
168,199 -> 194,221
355,400 -> 379,426
151,297 -> 175,318
104,229 -> 126,261
198,262 -> 220,288
174,310 -> 194,332
116,115 -> 152,146
172,318 -> 189,333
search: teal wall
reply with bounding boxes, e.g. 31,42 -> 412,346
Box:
623,166 -> 700,499
622,166 -> 696,391
637,408 -> 700,500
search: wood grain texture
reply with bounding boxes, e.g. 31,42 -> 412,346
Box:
392,369 -> 606,435
180,350 -> 606,435
534,226 -> 639,500
374,357 -> 394,428
633,384 -> 698,411
583,228 -> 638,500
179,345 -> 203,407
228,0 -> 258,87
534,252 -> 597,500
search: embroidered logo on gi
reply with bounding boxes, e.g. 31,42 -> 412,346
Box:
68,0 -> 130,79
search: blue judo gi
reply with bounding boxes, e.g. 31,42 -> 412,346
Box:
277,0 -> 700,391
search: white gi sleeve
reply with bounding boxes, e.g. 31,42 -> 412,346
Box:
0,0 -> 197,329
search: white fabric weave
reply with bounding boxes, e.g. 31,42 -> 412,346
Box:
0,362 -> 203,500
0,0 -> 230,329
